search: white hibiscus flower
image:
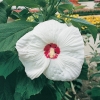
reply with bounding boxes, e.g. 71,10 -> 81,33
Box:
16,20 -> 84,81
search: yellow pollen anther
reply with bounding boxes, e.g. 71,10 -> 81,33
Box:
49,48 -> 55,58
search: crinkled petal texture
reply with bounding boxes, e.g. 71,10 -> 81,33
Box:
16,20 -> 84,81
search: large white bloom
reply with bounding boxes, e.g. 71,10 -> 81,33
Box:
16,20 -> 84,81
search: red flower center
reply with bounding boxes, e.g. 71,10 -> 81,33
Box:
44,43 -> 60,59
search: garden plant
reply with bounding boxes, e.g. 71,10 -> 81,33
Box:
0,0 -> 100,100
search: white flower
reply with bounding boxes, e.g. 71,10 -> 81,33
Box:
0,0 -> 3,3
11,6 -> 17,10
17,6 -> 26,10
16,20 -> 84,81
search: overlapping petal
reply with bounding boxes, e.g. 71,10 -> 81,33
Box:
32,20 -> 67,44
16,30 -> 50,79
23,53 -> 50,79
57,26 -> 84,62
44,54 -> 82,81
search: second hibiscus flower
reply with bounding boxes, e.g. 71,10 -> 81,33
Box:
16,20 -> 84,81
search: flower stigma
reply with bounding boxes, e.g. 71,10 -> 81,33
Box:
44,43 -> 60,59
49,48 -> 55,58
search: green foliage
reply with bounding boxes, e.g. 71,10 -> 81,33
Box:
14,72 -> 46,100
54,81 -> 72,100
96,63 -> 100,70
0,76 -> 14,100
0,1 -> 8,23
90,63 -> 100,80
90,72 -> 100,80
0,51 -> 21,78
11,9 -> 32,20
27,85 -> 56,100
78,60 -> 88,80
71,18 -> 98,41
58,2 -> 73,13
90,56 -> 100,62
97,44 -> 100,48
0,20 -> 37,52
4,0 -> 38,7
68,9 -> 100,16
36,0 -> 47,7
73,79 -> 82,91
55,90 -> 62,100
87,87 -> 100,100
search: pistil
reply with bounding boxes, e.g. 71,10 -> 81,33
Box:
49,48 -> 55,58
44,43 -> 60,59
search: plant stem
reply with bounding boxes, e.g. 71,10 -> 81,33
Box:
70,81 -> 76,95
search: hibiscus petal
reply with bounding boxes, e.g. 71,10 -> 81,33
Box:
16,30 -> 50,79
57,26 -> 84,51
32,20 -> 67,44
20,52 -> 50,79
16,30 -> 46,58
44,54 -> 82,81
57,25 -> 84,61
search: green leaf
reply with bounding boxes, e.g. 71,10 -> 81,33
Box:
89,44 -> 94,51
73,79 -> 82,87
97,44 -> 100,48
0,76 -> 14,100
55,90 -> 62,100
11,11 -> 21,19
73,79 -> 82,91
54,81 -> 71,100
19,9 -> 32,20
64,82 -> 70,89
96,63 -> 100,70
0,1 -> 8,23
87,87 -> 100,100
54,81 -> 66,94
71,18 -> 98,41
0,70 -> 18,100
4,0 -> 13,4
0,51 -> 22,78
19,9 -> 30,16
0,20 -> 37,52
28,85 -> 56,100
74,5 -> 86,10
5,0 -> 38,7
14,93 -> 22,100
14,72 -> 46,100
90,73 -> 100,80
12,9 -> 32,20
6,69 -> 18,93
36,0 -> 46,7
61,0 -> 69,2
90,56 -> 100,62
58,3 -> 73,13
78,60 -> 88,80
